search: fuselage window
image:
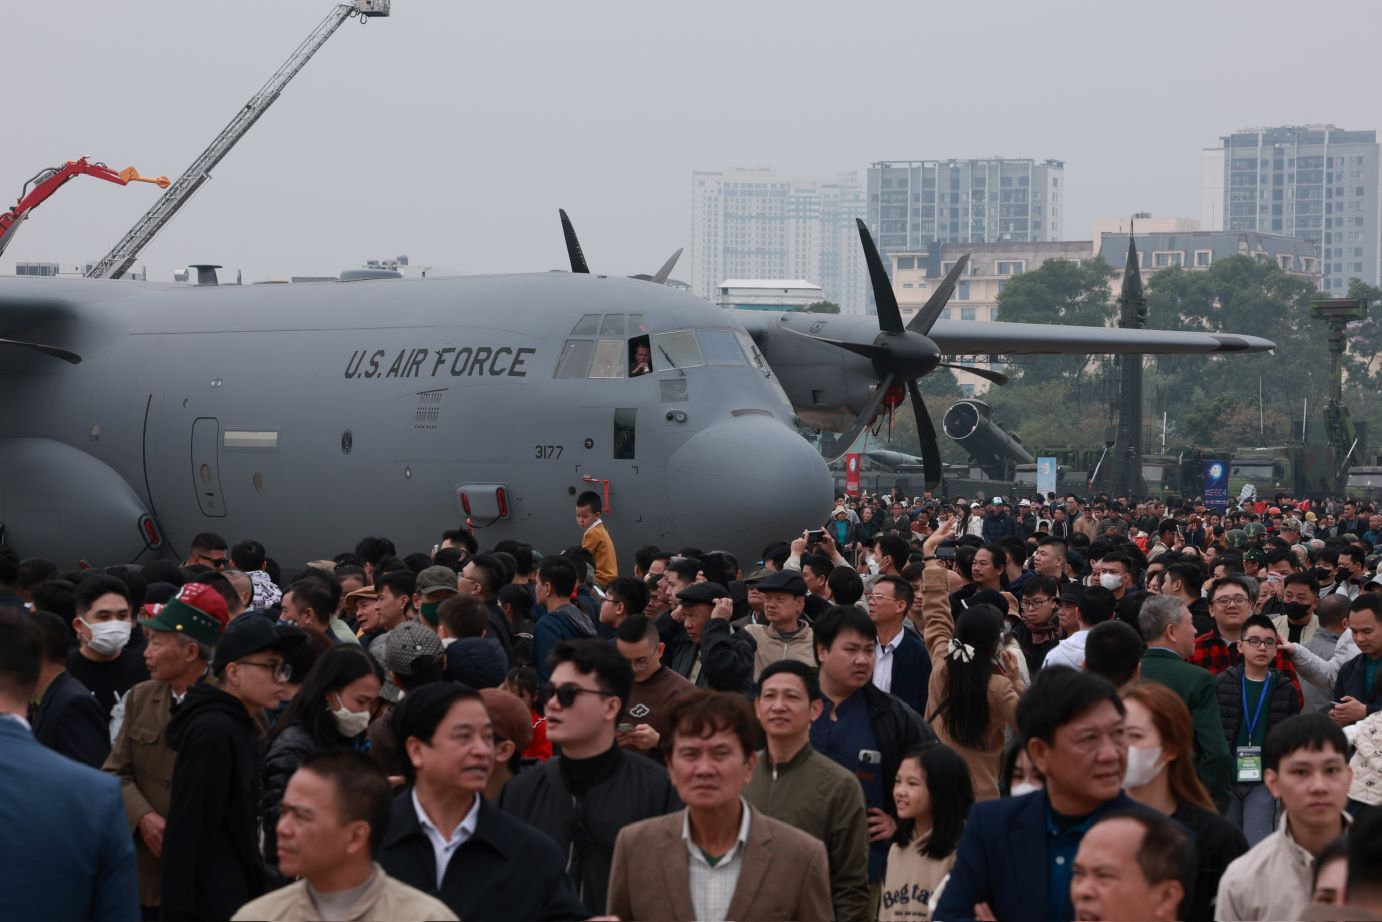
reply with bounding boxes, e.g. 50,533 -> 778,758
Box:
555,339 -> 595,378
698,330 -> 748,366
589,339 -> 627,379
614,408 -> 637,459
648,330 -> 705,369
600,314 -> 626,337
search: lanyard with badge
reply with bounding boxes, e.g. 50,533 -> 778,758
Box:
1236,673 -> 1270,782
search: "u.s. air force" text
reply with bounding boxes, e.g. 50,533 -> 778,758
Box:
344,346 -> 537,380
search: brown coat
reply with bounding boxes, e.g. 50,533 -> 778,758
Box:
582,521 -> 619,586
919,567 -> 1023,802
607,805 -> 834,922
102,678 -> 179,907
230,865 -> 457,921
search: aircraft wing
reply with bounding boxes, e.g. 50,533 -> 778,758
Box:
926,320 -> 1274,355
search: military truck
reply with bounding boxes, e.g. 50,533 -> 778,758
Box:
1345,466 -> 1382,503
1227,444 -> 1339,500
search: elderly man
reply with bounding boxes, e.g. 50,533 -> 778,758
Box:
606,691 -> 833,921
1070,812 -> 1194,922
104,585 -> 227,917
701,570 -> 815,693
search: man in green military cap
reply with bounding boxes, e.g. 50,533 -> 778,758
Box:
102,583 -> 229,917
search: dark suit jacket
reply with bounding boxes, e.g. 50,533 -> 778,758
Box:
0,717 -> 139,921
887,627 -> 932,719
32,669 -> 111,768
379,789 -> 585,922
607,805 -> 834,922
935,789 -> 1144,922
1335,652 -> 1382,715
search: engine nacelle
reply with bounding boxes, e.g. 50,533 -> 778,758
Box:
943,400 -> 1034,480
0,438 -> 158,567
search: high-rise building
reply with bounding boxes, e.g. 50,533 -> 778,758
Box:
1205,126 -> 1379,293
690,168 -> 867,313
866,159 -> 1065,266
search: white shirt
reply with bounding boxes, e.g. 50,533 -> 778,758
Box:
1042,629 -> 1089,670
873,630 -> 905,693
684,799 -> 752,922
0,712 -> 31,731
412,789 -> 480,888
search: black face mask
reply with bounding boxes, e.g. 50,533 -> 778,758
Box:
1283,601 -> 1313,622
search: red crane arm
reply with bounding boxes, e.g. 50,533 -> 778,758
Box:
1,157 -> 168,259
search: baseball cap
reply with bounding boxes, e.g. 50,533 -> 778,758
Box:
211,615 -> 306,672
676,582 -> 731,605
1019,499 -> 1031,507
992,497 -> 1006,506
479,687 -> 535,752
140,582 -> 230,648
744,566 -> 773,584
757,571 -> 807,596
415,566 -> 460,599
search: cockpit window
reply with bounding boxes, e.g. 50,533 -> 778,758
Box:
629,336 -> 653,377
555,339 -> 595,378
736,331 -> 768,371
571,313 -> 602,336
589,339 -> 627,379
600,314 -> 626,336
649,331 -> 705,369
698,330 -> 747,366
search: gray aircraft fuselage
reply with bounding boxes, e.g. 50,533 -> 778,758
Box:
0,272 -> 834,569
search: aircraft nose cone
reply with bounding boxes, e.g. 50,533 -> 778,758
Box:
666,415 -> 833,557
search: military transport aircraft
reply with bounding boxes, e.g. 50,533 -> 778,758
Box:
0,217 -> 1272,569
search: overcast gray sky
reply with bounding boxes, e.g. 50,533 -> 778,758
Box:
6,0 -> 1380,282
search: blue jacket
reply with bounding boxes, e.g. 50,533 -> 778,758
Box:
935,788 -> 1144,922
982,512 -> 1016,544
0,717 -> 138,921
532,603 -> 597,681
888,627 -> 932,719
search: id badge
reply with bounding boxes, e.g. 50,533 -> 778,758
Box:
1236,746 -> 1262,782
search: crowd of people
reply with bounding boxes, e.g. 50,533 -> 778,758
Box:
2,485 -> 1382,921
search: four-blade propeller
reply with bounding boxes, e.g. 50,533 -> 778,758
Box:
786,220 -> 997,488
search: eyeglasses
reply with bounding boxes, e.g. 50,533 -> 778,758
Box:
551,683 -> 615,708
238,660 -> 291,682
865,593 -> 899,603
1213,596 -> 1251,607
1242,637 -> 1278,649
1020,598 -> 1053,609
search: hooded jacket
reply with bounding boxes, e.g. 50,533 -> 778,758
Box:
162,684 -> 266,922
532,603 -> 597,681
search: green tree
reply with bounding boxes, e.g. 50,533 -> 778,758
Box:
994,257 -> 1115,384
798,300 -> 840,314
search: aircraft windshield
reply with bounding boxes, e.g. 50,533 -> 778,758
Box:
650,331 -> 705,369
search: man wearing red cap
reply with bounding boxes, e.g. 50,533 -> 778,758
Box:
103,583 -> 229,918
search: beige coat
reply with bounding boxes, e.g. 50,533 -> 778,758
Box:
102,678 -> 179,907
607,805 -> 834,922
231,866 -> 457,921
920,567 -> 1024,801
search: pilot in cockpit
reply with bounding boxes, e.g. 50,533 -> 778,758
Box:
629,338 -> 652,377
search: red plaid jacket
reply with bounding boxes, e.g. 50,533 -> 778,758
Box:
1190,628 -> 1303,708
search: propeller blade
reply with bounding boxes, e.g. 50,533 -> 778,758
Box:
779,324 -> 888,362
856,219 -> 903,334
937,361 -> 1009,386
558,209 -> 589,274
819,373 -> 896,463
907,379 -> 943,488
908,253 -> 970,335
651,248 -> 683,285
0,336 -> 81,364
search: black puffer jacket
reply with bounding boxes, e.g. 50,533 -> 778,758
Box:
162,684 -> 265,922
1216,666 -> 1299,746
259,721 -> 355,865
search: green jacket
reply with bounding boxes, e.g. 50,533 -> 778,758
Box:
744,742 -> 870,922
1140,646 -> 1234,811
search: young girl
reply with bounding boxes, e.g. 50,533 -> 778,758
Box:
880,742 -> 975,922
502,666 -> 552,762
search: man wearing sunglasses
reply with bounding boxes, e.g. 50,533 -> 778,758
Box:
499,639 -> 680,916
183,532 -> 229,570
161,615 -> 306,921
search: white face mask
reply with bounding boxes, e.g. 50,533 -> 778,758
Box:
330,695 -> 372,738
82,619 -> 132,657
1010,782 -> 1042,797
1122,744 -> 1164,789
866,557 -> 881,576
1098,572 -> 1124,591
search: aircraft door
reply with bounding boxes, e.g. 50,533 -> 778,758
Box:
191,417 -> 227,517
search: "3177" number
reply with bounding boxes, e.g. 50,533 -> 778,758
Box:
534,444 -> 563,459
